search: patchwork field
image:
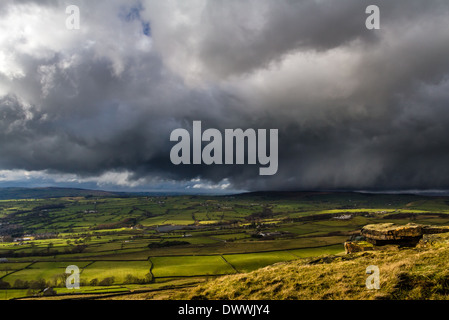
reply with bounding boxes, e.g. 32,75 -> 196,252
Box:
0,191 -> 449,299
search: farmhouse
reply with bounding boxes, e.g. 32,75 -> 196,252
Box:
14,236 -> 34,242
333,214 -> 352,220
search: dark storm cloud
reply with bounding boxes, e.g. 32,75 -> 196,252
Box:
1,0 -> 449,191
197,0 -> 377,77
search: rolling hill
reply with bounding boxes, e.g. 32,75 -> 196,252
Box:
0,187 -> 125,200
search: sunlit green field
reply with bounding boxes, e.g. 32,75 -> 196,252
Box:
223,251 -> 298,273
81,261 -> 151,284
150,255 -> 236,278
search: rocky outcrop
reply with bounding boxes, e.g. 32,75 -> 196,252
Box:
361,223 -> 449,247
422,225 -> 449,234
344,241 -> 374,254
418,232 -> 449,247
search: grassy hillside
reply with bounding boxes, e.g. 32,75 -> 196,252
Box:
160,234 -> 449,300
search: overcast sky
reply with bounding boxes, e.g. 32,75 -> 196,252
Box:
1,0 -> 449,193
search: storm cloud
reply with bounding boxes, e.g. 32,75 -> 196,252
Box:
1,0 -> 449,192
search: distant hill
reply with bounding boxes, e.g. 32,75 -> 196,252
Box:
0,187 -> 128,200
1,187 -> 446,201
237,190 -> 446,198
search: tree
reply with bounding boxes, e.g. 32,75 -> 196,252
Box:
29,279 -> 47,291
71,245 -> 87,254
124,274 -> 135,284
13,279 -> 29,289
99,277 -> 114,286
0,279 -> 10,289
54,273 -> 68,287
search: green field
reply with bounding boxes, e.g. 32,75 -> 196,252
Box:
2,261 -> 92,285
224,251 -> 298,273
150,255 -> 236,278
81,261 -> 151,284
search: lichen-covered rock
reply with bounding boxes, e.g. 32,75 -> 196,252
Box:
360,223 -> 449,247
344,241 -> 374,254
361,223 -> 422,241
422,225 -> 449,234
